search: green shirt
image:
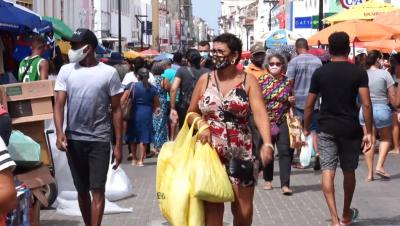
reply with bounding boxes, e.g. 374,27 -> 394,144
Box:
18,55 -> 44,82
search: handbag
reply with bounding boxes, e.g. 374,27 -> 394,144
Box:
270,121 -> 280,138
122,82 -> 135,121
286,108 -> 302,149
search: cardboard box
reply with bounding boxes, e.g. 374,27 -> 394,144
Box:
13,122 -> 51,166
0,80 -> 55,124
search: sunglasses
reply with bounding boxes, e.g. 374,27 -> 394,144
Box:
269,62 -> 282,67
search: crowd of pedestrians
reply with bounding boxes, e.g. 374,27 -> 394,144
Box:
2,27 -> 400,226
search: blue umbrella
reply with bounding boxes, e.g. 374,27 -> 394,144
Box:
96,43 -> 111,54
154,52 -> 173,61
0,0 -> 49,33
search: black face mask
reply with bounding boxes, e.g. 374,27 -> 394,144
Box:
212,55 -> 231,70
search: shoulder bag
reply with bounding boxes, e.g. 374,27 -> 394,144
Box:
122,83 -> 135,121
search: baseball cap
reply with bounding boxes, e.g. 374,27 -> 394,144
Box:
69,28 -> 98,48
250,44 -> 265,55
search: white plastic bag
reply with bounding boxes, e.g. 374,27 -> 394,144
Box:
300,133 -> 313,167
105,166 -> 134,201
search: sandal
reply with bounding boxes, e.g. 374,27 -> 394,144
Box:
340,208 -> 359,225
293,162 -> 306,169
281,186 -> 293,196
137,161 -> 144,167
263,181 -> 273,190
131,160 -> 138,166
376,170 -> 390,179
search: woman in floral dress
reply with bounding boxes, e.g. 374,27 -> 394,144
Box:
186,33 -> 274,226
152,62 -> 168,153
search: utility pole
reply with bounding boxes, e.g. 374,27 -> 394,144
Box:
118,0 -> 122,53
318,0 -> 324,31
152,0 -> 160,51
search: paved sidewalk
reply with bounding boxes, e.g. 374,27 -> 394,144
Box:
40,150 -> 400,226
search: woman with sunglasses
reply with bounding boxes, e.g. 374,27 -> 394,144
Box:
259,53 -> 295,195
186,33 -> 274,226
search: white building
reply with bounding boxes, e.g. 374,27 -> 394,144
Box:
219,0 -> 257,50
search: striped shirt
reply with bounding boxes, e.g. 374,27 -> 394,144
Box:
0,138 -> 15,172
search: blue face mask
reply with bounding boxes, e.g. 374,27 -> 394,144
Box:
200,52 -> 209,60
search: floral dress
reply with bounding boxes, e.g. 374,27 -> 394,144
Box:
152,76 -> 168,149
198,72 -> 257,187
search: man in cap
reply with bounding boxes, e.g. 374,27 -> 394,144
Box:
245,43 -> 268,79
54,28 -> 124,226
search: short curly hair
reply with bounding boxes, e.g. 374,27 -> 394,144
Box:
328,32 -> 350,56
213,33 -> 242,64
266,53 -> 288,73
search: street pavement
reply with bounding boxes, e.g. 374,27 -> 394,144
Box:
40,147 -> 400,226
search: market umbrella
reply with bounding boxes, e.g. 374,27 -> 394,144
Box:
323,0 -> 397,24
43,16 -> 73,39
308,20 -> 400,46
140,49 -> 160,57
123,50 -> 142,59
265,29 -> 302,49
0,0 -> 50,33
374,10 -> 400,32
154,52 -> 173,61
358,40 -> 400,53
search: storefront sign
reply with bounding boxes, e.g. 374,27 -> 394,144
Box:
312,13 -> 336,29
340,0 -> 366,9
295,17 -> 312,29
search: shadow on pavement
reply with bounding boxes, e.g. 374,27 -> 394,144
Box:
292,183 -> 322,193
356,214 -> 400,225
40,220 -> 81,226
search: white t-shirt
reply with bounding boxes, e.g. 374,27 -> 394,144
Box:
122,72 -> 138,86
122,71 -> 156,87
55,62 -> 124,142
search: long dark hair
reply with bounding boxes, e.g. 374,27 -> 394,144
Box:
366,50 -> 382,69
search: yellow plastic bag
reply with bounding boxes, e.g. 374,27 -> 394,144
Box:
156,113 -> 205,226
191,142 -> 235,203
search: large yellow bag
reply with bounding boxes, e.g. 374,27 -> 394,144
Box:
156,113 -> 204,226
191,142 -> 235,203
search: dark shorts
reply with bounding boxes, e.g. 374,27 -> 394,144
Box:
295,108 -> 319,131
318,132 -> 361,171
66,140 -> 111,193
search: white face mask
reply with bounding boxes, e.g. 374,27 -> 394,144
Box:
200,52 -> 209,59
268,65 -> 281,75
68,45 -> 88,63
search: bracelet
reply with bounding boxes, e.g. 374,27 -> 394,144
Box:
263,143 -> 275,152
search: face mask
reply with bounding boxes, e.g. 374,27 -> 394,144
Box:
200,52 -> 209,59
212,55 -> 230,70
68,45 -> 88,63
268,65 -> 281,75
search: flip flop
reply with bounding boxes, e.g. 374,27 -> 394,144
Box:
281,186 -> 293,196
137,161 -> 144,167
376,170 -> 390,179
340,208 -> 359,226
263,182 -> 273,190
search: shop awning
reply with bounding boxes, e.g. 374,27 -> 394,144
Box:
323,0 -> 398,24
308,20 -> 400,45
43,16 -> 73,40
123,50 -> 142,59
374,9 -> 400,32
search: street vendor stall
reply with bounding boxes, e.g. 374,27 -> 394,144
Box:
0,80 -> 57,225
